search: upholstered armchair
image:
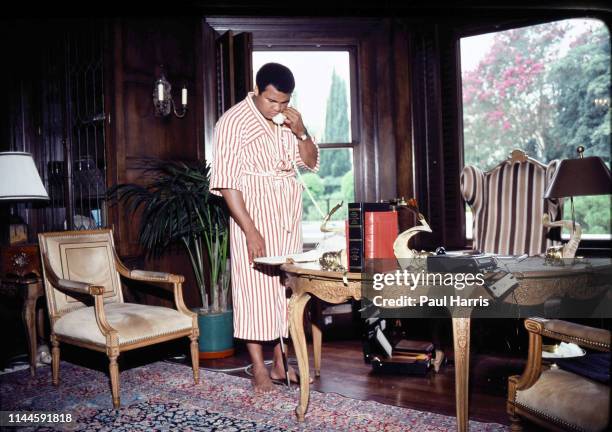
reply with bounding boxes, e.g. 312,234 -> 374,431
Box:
38,229 -> 199,408
461,149 -> 565,356
507,318 -> 610,431
460,149 -> 562,256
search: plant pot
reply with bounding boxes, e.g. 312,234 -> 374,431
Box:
195,309 -> 234,359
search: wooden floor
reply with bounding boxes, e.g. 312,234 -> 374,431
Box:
199,338 -> 528,427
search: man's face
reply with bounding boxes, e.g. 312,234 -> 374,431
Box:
253,85 -> 291,120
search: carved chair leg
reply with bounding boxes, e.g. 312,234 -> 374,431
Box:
509,415 -> 523,432
108,354 -> 120,409
189,333 -> 199,384
51,336 -> 60,386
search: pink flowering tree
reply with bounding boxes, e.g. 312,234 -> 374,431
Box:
462,20 -> 611,233
462,21 -> 571,169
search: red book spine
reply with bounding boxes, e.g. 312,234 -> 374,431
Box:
364,211 -> 398,259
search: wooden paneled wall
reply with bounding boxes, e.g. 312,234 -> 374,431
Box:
105,18 -> 205,308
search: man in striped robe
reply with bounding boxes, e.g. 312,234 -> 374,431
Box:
210,63 -> 319,393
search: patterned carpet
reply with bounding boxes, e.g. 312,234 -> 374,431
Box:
0,361 -> 509,431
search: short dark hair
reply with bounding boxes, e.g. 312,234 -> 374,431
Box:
256,63 -> 295,94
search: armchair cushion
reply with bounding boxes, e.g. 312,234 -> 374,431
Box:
514,367 -> 609,432
54,303 -> 193,346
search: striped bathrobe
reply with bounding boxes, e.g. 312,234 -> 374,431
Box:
210,93 -> 319,341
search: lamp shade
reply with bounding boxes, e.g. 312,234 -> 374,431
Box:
0,152 -> 49,201
544,156 -> 612,198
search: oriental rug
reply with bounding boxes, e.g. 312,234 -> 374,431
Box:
0,361 -> 509,431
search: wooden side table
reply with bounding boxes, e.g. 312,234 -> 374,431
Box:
1,243 -> 41,278
0,243 -> 44,376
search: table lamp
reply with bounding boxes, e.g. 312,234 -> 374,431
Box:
543,146 -> 612,259
0,152 -> 49,245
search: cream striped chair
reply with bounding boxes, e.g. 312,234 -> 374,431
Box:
460,149 -> 563,256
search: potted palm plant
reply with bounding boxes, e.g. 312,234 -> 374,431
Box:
108,159 -> 234,358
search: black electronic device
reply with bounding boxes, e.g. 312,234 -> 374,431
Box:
426,253 -> 498,274
426,251 -> 519,299
362,316 -> 432,376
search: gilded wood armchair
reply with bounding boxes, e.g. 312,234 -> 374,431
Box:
38,229 -> 199,408
507,318 -> 610,431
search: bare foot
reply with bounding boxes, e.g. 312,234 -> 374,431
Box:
251,364 -> 277,394
270,363 -> 313,384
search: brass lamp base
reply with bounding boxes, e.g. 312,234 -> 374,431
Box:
542,215 -> 582,263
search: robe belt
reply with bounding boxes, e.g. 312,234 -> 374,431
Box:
243,170 -> 298,233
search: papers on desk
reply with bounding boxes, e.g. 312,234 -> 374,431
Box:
495,254 -> 529,262
254,233 -> 346,266
253,249 -> 321,266
542,342 -> 586,359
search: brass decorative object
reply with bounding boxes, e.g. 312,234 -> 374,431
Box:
315,201 -> 347,271
320,201 -> 344,233
319,250 -> 347,272
542,214 -> 581,260
392,198 -> 434,270
544,245 -> 565,266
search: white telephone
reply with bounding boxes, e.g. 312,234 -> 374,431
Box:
272,113 -> 286,125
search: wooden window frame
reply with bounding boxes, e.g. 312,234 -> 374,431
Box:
415,10 -> 612,255
202,17 -> 398,205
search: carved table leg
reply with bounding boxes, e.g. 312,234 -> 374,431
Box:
311,300 -> 322,377
452,317 -> 471,432
22,282 -> 39,377
288,291 -> 312,422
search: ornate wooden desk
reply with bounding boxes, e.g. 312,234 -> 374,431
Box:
281,258 -> 611,431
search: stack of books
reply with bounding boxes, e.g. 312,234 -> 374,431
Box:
347,202 -> 399,272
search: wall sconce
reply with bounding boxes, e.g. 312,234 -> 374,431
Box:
153,66 -> 187,118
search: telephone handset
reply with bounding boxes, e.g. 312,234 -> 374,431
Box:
272,113 -> 286,125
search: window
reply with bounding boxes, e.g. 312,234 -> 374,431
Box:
252,50 -> 355,245
460,18 -> 611,240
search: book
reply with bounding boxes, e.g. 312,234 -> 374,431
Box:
364,211 -> 398,259
347,202 -> 399,272
394,339 -> 434,354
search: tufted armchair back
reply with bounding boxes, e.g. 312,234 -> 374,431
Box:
460,150 -> 563,256
38,229 -> 124,320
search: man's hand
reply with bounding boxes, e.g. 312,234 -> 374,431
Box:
245,228 -> 266,264
282,107 -> 307,138
282,107 -> 318,169
219,189 -> 267,264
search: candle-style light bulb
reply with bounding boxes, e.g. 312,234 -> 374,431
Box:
157,82 -> 164,102
181,86 -> 187,106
